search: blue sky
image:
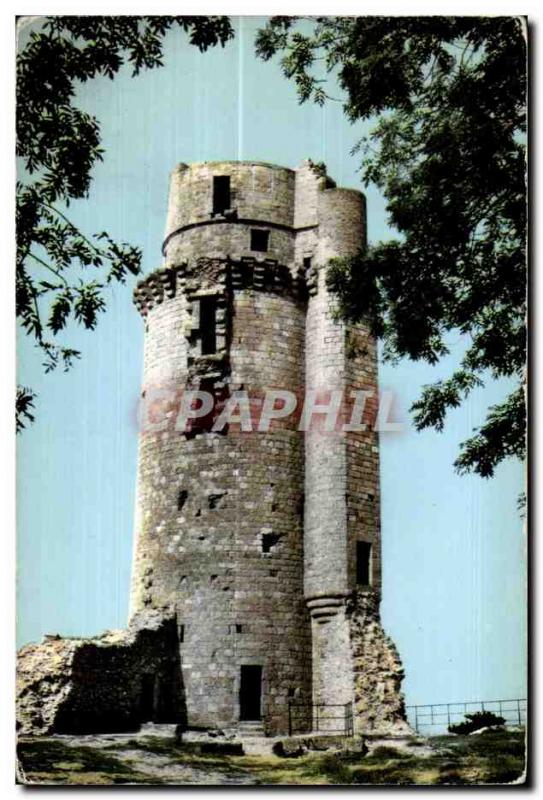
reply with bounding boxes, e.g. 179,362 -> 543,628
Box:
17,16 -> 526,709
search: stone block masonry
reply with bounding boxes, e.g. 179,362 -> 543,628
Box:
17,160 -> 409,738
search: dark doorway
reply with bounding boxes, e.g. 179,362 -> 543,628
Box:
155,676 -> 176,723
140,673 -> 156,722
239,665 -> 262,721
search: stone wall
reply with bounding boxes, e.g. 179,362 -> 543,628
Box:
348,592 -> 411,736
164,161 -> 297,269
130,254 -> 312,735
17,610 -> 181,736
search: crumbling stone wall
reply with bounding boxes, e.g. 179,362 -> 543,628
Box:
17,610 -> 181,736
348,592 -> 411,736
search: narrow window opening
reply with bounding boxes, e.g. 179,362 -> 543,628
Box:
178,623 -> 185,643
297,493 -> 305,524
199,296 -> 217,355
177,490 -> 188,511
213,175 -> 230,215
287,687 -> 296,699
250,229 -> 269,252
303,256 -> 312,271
356,541 -> 372,586
235,623 -> 244,634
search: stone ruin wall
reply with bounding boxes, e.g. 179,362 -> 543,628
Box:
17,610 -> 180,736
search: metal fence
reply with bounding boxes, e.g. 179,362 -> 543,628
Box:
288,701 -> 354,737
406,698 -> 527,734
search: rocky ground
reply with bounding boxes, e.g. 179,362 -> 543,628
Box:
16,728 -> 526,786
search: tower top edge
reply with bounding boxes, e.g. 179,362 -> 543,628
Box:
172,160 -> 296,173
170,160 -> 365,197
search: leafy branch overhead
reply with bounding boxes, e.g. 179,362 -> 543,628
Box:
16,15 -> 234,430
256,16 -> 527,477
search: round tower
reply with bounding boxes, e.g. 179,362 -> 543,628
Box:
130,162 -> 312,735
129,160 -> 408,738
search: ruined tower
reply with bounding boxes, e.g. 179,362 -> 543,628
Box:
130,161 -> 408,737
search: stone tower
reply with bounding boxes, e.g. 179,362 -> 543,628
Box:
130,160 -> 408,737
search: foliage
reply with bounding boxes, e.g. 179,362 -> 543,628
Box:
448,710 -> 506,735
256,16 -> 527,477
16,386 -> 36,433
16,15 -> 234,431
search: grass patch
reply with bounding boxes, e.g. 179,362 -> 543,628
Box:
17,738 -> 162,785
17,729 -> 526,786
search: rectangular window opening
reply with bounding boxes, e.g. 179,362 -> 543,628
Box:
199,296 -> 217,355
213,175 -> 230,215
303,256 -> 312,271
356,541 -> 372,586
178,623 -> 185,643
250,229 -> 269,252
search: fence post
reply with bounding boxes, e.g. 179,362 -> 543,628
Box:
517,699 -> 521,726
447,704 -> 451,728
345,703 -> 353,736
414,706 -> 419,733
